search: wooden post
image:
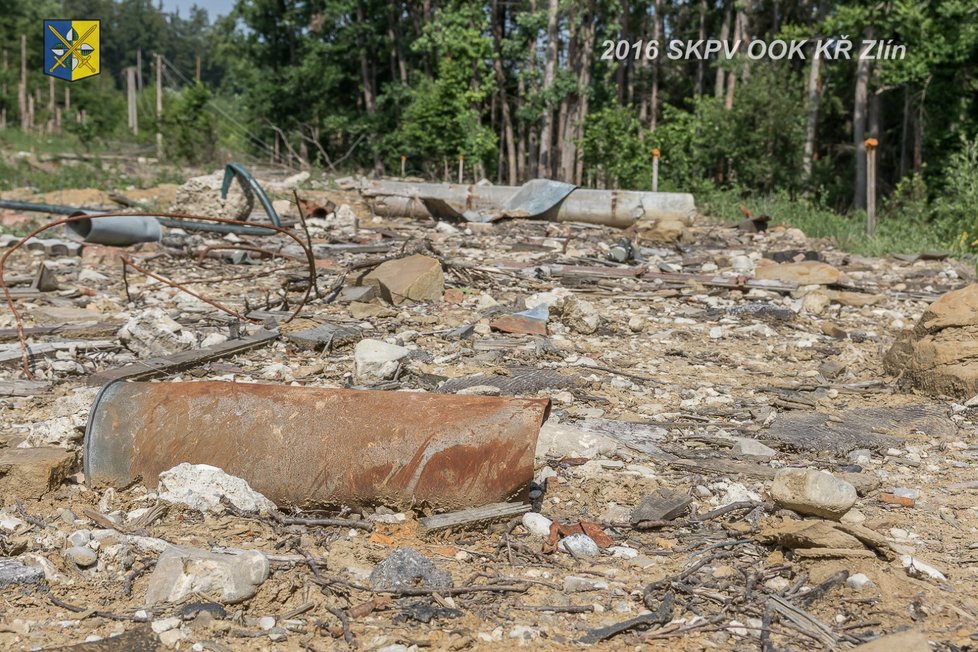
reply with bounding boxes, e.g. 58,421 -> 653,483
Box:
127,67 -> 138,135
55,107 -> 61,132
155,54 -> 163,159
195,55 -> 201,82
48,76 -> 55,113
458,155 -> 464,184
401,155 -> 406,177
651,148 -> 661,192
64,87 -> 70,111
18,35 -> 26,131
865,138 -> 878,236
136,49 -> 143,91
27,95 -> 34,130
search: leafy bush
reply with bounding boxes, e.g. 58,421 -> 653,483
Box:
161,82 -> 218,165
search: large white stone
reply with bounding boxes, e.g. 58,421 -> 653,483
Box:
145,546 -> 269,605
158,463 -> 275,514
354,339 -> 409,383
770,468 -> 856,520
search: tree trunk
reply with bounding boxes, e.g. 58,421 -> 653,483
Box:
573,0 -> 597,184
537,0 -> 560,178
650,0 -> 662,129
357,1 -> 384,175
491,0 -> 518,185
715,2 -> 731,99
695,0 -> 706,96
724,9 -> 743,110
852,30 -> 871,210
801,53 -> 821,190
899,86 -> 910,179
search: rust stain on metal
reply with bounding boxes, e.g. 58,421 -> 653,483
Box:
84,381 -> 550,510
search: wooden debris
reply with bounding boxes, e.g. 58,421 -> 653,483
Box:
419,502 -> 530,533
87,329 -> 278,386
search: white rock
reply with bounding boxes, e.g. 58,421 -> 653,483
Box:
770,468 -> 856,520
732,438 -> 777,458
535,422 -> 618,459
151,617 -> 181,633
145,545 -> 269,605
158,463 -> 275,514
521,513 -> 553,538
563,575 -> 608,592
627,316 -> 646,333
67,530 -> 92,547
557,534 -> 599,557
901,555 -> 947,582
258,616 -> 276,630
354,339 -> 409,383
159,628 -> 185,647
609,546 -> 638,559
846,573 -> 875,590
118,307 -> 196,358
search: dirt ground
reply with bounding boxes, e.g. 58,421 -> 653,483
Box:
0,167 -> 975,651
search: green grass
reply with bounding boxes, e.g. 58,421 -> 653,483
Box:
699,187 -> 948,257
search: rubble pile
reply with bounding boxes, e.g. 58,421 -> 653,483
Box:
0,169 -> 976,650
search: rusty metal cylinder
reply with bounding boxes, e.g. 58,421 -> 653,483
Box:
84,381 -> 550,510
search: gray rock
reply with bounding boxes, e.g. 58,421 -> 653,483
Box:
67,529 -> 92,547
563,575 -> 608,592
557,534 -> 599,557
732,438 -> 777,458
354,339 -> 409,383
562,297 -> 602,334
145,546 -> 269,605
0,558 -> 44,587
65,546 -> 97,567
369,548 -> 452,591
770,468 -> 857,520
285,323 -> 361,350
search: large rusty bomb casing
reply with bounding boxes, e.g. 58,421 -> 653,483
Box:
84,381 -> 550,510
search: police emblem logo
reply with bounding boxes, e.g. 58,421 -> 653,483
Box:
43,20 -> 100,82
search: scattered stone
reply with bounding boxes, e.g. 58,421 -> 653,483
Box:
634,217 -> 688,244
561,297 -> 602,334
850,629 -> 930,652
157,463 -> 275,514
535,422 -> 618,459
258,616 -> 276,630
630,488 -> 693,524
354,339 -> 409,383
846,573 -> 875,590
284,322 -> 361,350
732,438 -> 777,458
0,558 -> 44,587
64,546 -> 97,567
769,468 -> 856,520
118,307 -> 197,357
170,169 -> 254,219
0,447 -> 77,500
884,284 -> 978,397
563,576 -> 608,592
557,534 -> 599,557
522,512 -> 553,538
901,555 -> 947,582
753,260 -> 842,285
145,546 -> 270,605
362,254 -> 444,305
370,548 -> 453,590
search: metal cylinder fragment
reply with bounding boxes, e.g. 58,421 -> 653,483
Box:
84,381 -> 551,510
65,211 -> 162,246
